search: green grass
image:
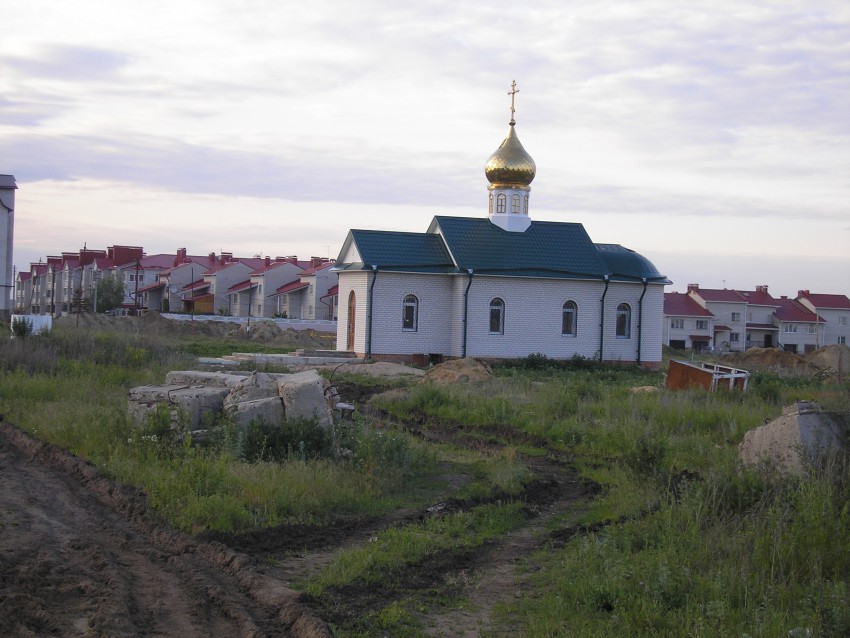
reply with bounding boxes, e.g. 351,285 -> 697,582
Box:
3,326 -> 849,636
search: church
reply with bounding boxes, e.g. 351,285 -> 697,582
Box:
334,84 -> 669,366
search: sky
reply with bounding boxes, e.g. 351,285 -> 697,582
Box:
2,0 -> 848,297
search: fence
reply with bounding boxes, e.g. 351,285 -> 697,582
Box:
161,313 -> 337,334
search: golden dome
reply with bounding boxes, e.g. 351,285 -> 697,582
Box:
484,124 -> 536,187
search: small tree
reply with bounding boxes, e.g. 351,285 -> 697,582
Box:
96,273 -> 125,313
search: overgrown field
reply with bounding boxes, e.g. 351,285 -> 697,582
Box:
1,322 -> 848,637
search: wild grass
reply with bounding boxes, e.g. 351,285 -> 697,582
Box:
306,501 -> 529,596
3,328 -> 848,636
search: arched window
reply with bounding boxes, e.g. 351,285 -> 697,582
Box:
562,301 -> 577,336
524,195 -> 529,215
488,194 -> 493,214
402,294 -> 418,331
616,303 -> 631,338
496,194 -> 506,213
489,298 -> 505,335
511,194 -> 521,213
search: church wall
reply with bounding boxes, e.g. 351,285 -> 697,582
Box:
601,282 -> 664,364
464,277 -> 607,360
336,271 -> 370,354
369,272 -> 454,356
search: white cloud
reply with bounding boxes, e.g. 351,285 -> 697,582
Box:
2,0 -> 848,295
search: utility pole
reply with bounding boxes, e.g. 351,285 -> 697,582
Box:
134,259 -> 140,316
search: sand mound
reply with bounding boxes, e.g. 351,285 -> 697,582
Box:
344,362 -> 426,378
426,358 -> 493,384
805,344 -> 850,375
731,347 -> 807,368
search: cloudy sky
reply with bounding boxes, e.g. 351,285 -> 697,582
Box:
2,0 -> 848,296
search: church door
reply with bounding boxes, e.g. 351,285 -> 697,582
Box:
347,291 -> 356,351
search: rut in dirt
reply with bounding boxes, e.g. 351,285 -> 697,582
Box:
0,421 -> 332,638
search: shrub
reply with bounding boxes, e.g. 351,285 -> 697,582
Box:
11,316 -> 34,339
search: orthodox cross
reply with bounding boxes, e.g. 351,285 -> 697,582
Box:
507,80 -> 519,125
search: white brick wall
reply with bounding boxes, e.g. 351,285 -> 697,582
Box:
337,270 -> 666,363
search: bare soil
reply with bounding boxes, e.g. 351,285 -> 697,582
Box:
1,366 -> 598,637
0,421 -> 331,638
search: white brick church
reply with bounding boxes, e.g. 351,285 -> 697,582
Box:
334,85 -> 669,366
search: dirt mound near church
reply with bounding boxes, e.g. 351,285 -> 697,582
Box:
729,347 -> 807,369
426,358 -> 493,384
805,344 -> 850,375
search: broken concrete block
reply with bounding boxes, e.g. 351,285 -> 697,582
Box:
223,372 -> 280,413
165,370 -> 248,388
739,401 -> 848,475
226,397 -> 285,429
276,370 -> 334,428
127,384 -> 230,429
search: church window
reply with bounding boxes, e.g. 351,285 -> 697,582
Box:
511,194 -> 521,213
616,303 -> 631,338
489,194 -> 493,214
496,194 -> 506,213
524,195 -> 529,215
402,294 -> 418,331
489,298 -> 505,335
562,301 -> 577,336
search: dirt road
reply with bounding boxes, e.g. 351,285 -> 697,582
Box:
0,422 -> 330,638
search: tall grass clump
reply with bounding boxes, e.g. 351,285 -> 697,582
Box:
500,443 -> 850,636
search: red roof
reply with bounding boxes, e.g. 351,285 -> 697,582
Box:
182,279 -> 210,292
227,279 -> 256,293
322,284 -> 339,298
138,281 -> 165,293
665,292 -> 714,317
775,298 -> 824,323
273,280 -> 309,295
714,324 -> 732,331
689,335 -> 711,341
18,272 -> 32,281
252,261 -> 302,275
746,323 -> 778,330
300,261 -> 335,276
691,288 -> 746,303
738,290 -> 779,306
796,292 -> 850,310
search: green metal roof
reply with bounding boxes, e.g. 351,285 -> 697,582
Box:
340,217 -> 669,283
345,229 -> 454,271
594,243 -> 669,283
431,216 -> 606,277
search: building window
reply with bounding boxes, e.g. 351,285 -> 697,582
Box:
671,318 -> 684,330
839,336 -> 847,345
785,324 -> 797,333
747,312 -> 753,321
839,316 -> 848,326
511,194 -> 521,213
616,303 -> 631,338
402,294 -> 418,331
524,195 -> 529,215
562,301 -> 577,336
731,312 -> 741,322
489,298 -> 505,335
496,194 -> 506,213
730,332 -> 740,342
696,320 -> 708,330
806,324 -> 816,334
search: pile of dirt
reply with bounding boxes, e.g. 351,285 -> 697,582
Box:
426,358 -> 493,384
54,313 -> 333,349
729,347 -> 807,368
805,344 -> 850,375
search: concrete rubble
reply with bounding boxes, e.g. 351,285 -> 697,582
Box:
739,401 -> 848,475
128,369 -> 336,432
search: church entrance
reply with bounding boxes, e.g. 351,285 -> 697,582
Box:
347,291 -> 356,351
